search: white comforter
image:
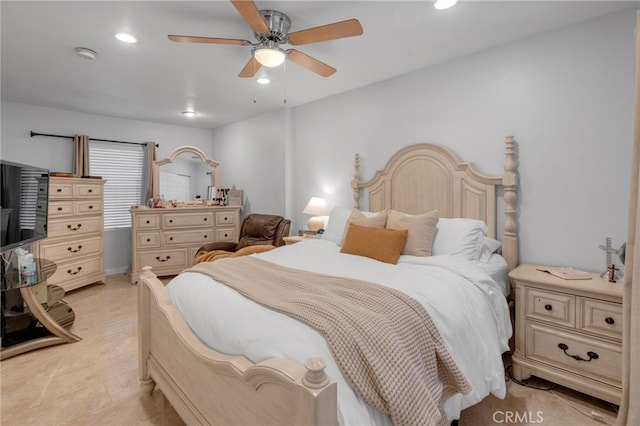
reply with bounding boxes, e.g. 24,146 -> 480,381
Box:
165,239 -> 512,425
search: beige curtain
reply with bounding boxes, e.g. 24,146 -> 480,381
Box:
73,134 -> 90,177
141,141 -> 156,204
616,10 -> 640,426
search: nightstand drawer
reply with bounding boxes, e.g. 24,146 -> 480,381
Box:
526,287 -> 575,328
581,299 -> 623,340
138,249 -> 188,270
215,211 -> 236,226
526,323 -> 621,386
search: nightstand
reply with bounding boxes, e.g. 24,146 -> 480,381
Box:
509,264 -> 622,404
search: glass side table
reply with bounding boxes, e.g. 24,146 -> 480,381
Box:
1,258 -> 81,360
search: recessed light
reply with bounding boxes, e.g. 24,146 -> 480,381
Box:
256,77 -> 270,85
434,0 -> 458,10
182,111 -> 198,118
115,33 -> 137,44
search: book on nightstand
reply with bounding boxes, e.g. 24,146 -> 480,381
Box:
536,267 -> 592,280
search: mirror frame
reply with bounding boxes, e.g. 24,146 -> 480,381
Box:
152,146 -> 221,199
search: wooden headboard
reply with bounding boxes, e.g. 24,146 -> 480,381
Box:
352,136 -> 518,271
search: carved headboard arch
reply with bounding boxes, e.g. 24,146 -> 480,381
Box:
352,136 -> 518,271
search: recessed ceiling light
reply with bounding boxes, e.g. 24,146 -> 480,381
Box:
74,47 -> 97,60
434,0 -> 458,10
256,77 -> 270,85
115,33 -> 137,44
182,111 -> 198,118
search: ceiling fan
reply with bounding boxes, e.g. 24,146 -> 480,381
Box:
168,0 -> 363,78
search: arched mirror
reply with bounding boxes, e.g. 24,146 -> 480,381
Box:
153,146 -> 221,202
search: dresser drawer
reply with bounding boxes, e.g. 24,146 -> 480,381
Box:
216,228 -> 236,242
75,182 -> 103,198
75,200 -> 102,215
49,201 -> 74,217
137,232 -> 161,248
163,212 -> 213,228
526,323 -> 621,386
47,256 -> 103,287
581,299 -> 623,340
49,182 -> 74,199
215,211 -> 236,226
47,216 -> 103,237
136,214 -> 160,229
163,229 -> 213,246
526,287 -> 575,328
39,236 -> 103,262
138,248 -> 188,270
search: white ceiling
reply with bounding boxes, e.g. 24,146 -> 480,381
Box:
1,1 -> 636,130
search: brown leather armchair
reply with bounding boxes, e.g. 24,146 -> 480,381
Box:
196,213 -> 291,256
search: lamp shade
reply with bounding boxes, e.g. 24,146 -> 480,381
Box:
303,197 -> 329,216
253,45 -> 286,67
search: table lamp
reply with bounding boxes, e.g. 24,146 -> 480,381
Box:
302,197 -> 329,233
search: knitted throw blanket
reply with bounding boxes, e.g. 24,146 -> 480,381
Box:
186,256 -> 471,426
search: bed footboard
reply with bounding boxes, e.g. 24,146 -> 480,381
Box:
138,266 -> 338,426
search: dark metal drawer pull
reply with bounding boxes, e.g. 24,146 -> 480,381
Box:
67,245 -> 83,253
67,266 -> 82,275
605,317 -> 615,325
155,256 -> 171,262
557,343 -> 598,362
544,304 -> 552,311
67,223 -> 82,231
57,207 -> 63,211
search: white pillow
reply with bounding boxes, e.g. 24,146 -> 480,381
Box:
477,237 -> 502,263
321,206 -> 353,245
432,218 -> 488,261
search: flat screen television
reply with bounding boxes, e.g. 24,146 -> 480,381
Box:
0,160 -> 50,253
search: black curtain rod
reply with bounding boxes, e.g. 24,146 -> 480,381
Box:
30,131 -> 159,148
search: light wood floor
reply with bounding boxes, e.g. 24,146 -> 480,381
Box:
1,274 -> 620,425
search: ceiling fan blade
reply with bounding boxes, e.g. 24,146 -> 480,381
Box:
287,49 -> 336,78
168,35 -> 250,46
288,19 -> 363,46
230,0 -> 269,34
238,56 -> 262,78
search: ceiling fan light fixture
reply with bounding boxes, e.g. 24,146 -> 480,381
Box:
434,0 -> 458,10
116,33 -> 138,44
253,45 -> 286,68
182,111 -> 198,118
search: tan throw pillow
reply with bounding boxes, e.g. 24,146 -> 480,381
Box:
340,209 -> 388,245
340,223 -> 408,264
386,209 -> 439,257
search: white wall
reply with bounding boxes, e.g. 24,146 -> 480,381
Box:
1,102 -> 214,275
211,108 -> 287,218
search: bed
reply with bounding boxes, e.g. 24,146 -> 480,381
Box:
138,137 -> 519,425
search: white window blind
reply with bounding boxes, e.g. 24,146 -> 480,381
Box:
19,169 -> 41,229
89,141 -> 144,229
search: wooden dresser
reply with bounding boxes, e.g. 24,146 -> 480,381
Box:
509,264 -> 623,404
34,177 -> 106,292
129,206 -> 241,284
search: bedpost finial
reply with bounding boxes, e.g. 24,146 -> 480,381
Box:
303,357 -> 330,389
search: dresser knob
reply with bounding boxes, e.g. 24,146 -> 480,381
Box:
605,317 -> 615,325
88,205 -> 93,209
155,256 -> 171,263
169,237 -> 173,241
169,219 -> 173,223
146,238 -> 151,242
57,207 -> 63,211
203,217 -> 208,221
88,189 -> 93,193
146,220 -> 150,224
67,245 -> 82,253
204,235 -> 208,239
57,188 -> 62,192
544,304 -> 552,311
67,223 -> 82,231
